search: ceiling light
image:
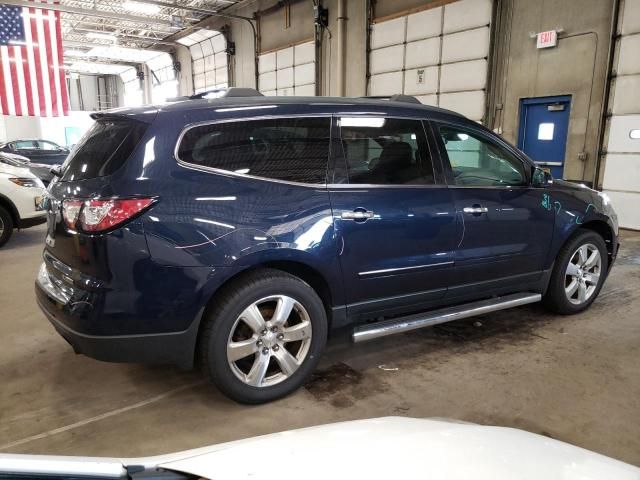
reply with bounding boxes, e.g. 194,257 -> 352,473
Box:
123,1 -> 161,14
86,32 -> 118,42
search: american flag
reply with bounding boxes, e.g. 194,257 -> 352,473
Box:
0,2 -> 69,117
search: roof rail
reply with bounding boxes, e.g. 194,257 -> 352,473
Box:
189,87 -> 263,99
361,94 -> 422,104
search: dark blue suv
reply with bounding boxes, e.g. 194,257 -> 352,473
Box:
36,89 -> 619,403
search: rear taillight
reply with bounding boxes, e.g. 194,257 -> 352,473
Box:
62,197 -> 155,233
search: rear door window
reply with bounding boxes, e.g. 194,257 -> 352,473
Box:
177,117 -> 331,184
61,119 -> 148,181
339,117 -> 435,185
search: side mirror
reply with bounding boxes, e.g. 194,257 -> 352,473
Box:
50,166 -> 61,177
532,166 -> 552,187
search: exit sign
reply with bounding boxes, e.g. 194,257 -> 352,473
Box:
537,30 -> 557,49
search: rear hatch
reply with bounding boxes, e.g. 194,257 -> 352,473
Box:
44,112 -> 155,276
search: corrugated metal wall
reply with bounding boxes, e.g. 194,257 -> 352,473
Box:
368,0 -> 492,121
602,0 -> 640,229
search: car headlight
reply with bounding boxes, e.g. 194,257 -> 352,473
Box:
8,177 -> 40,188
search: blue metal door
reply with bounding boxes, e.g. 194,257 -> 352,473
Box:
518,95 -> 571,179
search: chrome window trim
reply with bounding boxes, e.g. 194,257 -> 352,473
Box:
358,261 -> 455,277
173,113 -> 334,188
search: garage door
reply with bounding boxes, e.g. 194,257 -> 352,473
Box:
602,0 -> 640,230
147,52 -> 178,103
178,30 -> 229,94
258,41 -> 316,96
120,67 -> 143,107
368,0 -> 492,122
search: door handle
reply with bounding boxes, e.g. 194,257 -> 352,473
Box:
341,210 -> 375,221
463,206 -> 488,215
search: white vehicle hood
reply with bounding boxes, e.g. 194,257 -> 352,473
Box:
1,417 -> 638,480
0,162 -> 34,177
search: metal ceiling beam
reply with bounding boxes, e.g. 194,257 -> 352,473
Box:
68,19 -> 176,34
125,0 -> 254,25
1,0 -> 184,28
70,27 -> 176,45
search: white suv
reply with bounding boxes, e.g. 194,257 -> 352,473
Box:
0,160 -> 47,247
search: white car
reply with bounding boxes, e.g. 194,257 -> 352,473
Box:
0,159 -> 47,247
0,417 -> 638,479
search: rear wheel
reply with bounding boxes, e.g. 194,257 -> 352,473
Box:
543,230 -> 608,314
0,206 -> 14,248
198,269 -> 327,404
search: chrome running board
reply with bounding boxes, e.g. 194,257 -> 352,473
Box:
352,292 -> 541,343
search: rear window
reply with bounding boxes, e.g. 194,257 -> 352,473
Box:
176,117 -> 331,184
61,119 -> 148,181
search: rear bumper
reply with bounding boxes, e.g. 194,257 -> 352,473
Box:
37,294 -> 199,369
35,261 -> 203,369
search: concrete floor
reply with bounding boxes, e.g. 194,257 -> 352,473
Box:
1,224 -> 639,465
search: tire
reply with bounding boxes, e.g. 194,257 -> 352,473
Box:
198,269 -> 328,404
543,230 -> 608,314
0,206 -> 14,248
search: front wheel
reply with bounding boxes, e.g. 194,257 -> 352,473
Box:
543,230 -> 608,314
198,269 -> 327,404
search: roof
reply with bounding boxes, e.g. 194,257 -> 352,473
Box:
99,95 -> 468,124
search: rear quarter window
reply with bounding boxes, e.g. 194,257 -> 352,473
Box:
177,117 -> 331,184
61,119 -> 148,181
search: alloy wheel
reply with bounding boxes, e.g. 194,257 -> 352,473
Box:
565,243 -> 602,305
226,295 -> 313,388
